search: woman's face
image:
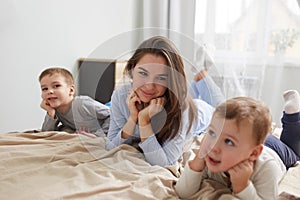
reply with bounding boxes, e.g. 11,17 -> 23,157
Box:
132,53 -> 169,103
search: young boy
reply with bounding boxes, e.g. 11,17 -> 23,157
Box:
39,67 -> 110,137
175,93 -> 300,199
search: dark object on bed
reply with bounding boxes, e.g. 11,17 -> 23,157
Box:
78,58 -> 115,104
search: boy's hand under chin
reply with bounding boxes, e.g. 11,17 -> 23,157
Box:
40,99 -> 55,119
227,159 -> 254,194
189,140 -> 207,172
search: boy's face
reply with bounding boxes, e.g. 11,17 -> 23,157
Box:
40,73 -> 75,111
202,115 -> 260,173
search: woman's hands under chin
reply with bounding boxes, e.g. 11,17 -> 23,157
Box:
126,89 -> 142,122
138,97 -> 166,126
137,96 -> 166,142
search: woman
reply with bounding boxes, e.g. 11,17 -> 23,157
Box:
105,36 -> 214,166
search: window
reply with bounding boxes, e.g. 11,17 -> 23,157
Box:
194,0 -> 300,63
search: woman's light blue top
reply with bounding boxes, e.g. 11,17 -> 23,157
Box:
105,84 -> 214,167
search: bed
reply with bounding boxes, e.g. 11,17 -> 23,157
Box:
1,130 -> 299,200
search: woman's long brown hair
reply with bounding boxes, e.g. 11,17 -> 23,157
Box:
124,36 -> 197,145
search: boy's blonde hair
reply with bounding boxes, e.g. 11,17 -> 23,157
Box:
39,67 -> 74,86
214,97 -> 272,145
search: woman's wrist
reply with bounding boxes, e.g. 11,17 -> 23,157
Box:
139,123 -> 153,142
138,113 -> 150,126
137,111 -> 153,142
121,117 -> 137,138
130,115 -> 138,123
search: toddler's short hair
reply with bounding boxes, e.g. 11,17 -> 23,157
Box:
214,97 -> 272,145
39,67 -> 74,86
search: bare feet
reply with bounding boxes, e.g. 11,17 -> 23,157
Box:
194,69 -> 208,82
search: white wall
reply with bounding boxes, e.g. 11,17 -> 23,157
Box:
0,0 -> 134,133
1,0 -> 299,133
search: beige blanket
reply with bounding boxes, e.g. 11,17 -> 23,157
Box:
0,131 -> 299,200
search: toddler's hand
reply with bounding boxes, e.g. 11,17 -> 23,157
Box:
40,99 -> 55,119
197,133 -> 216,159
189,147 -> 206,172
228,160 -> 254,194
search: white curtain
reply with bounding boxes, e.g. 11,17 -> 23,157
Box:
132,0 -> 197,77
199,0 -> 300,125
193,0 -> 300,126
132,0 -> 300,126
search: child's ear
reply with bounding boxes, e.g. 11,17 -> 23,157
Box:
249,144 -> 263,161
69,84 -> 75,96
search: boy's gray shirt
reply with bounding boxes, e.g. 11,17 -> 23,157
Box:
42,95 -> 110,136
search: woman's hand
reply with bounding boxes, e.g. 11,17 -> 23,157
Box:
126,89 -> 142,122
122,89 -> 141,139
137,97 -> 166,142
228,160 -> 254,194
40,99 -> 55,119
138,97 -> 166,126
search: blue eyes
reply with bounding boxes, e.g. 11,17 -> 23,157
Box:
207,129 -> 234,146
225,139 -> 234,146
139,71 -> 148,76
208,130 -> 216,137
157,76 -> 167,81
138,71 -> 167,82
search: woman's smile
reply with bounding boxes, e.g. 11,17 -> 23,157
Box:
139,88 -> 155,98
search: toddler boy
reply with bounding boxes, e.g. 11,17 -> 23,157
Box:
39,67 -> 110,137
